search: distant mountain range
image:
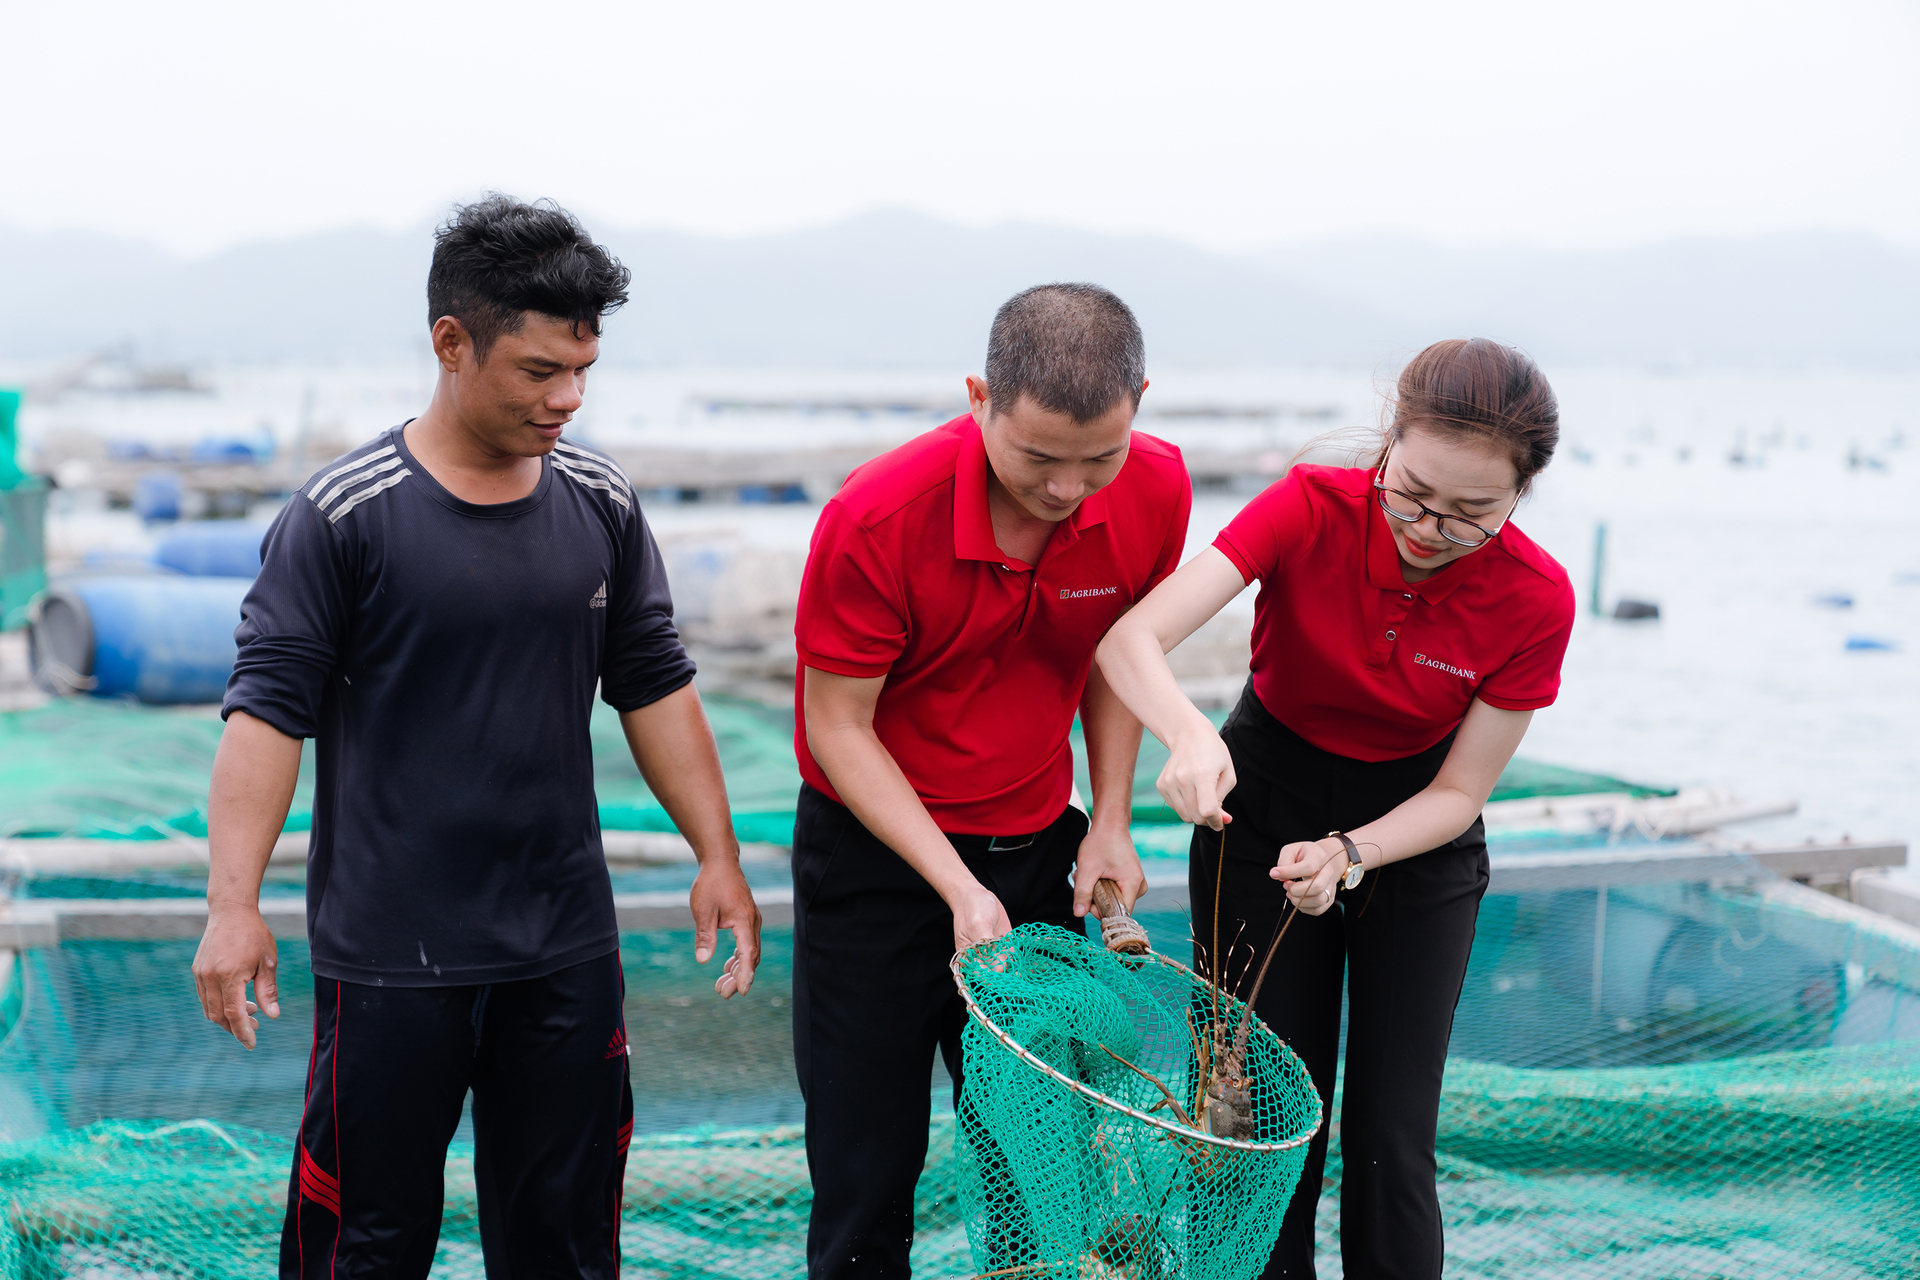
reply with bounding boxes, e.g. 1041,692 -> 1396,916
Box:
2,211 -> 1913,372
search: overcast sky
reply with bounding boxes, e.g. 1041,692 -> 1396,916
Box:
4,0 -> 1914,258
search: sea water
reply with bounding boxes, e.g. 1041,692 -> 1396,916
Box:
14,361 -> 1918,877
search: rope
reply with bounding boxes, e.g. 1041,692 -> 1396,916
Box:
1097,910 -> 1150,955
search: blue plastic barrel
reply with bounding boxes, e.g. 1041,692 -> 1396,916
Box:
29,576 -> 251,703
133,471 -> 183,522
153,524 -> 267,577
190,437 -> 265,464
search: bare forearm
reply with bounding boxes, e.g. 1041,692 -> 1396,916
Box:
207,711 -> 302,910
808,721 -> 977,902
620,683 -> 739,864
1096,550 -> 1249,756
622,685 -> 761,994
801,665 -> 1008,950
1346,784 -> 1487,870
1079,663 -> 1143,834
1070,663 -> 1151,914
1096,616 -> 1215,751
1292,702 -> 1532,883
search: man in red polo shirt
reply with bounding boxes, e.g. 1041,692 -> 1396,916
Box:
790,283 -> 1191,1277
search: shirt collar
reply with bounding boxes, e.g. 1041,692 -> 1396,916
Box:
953,423 -> 1002,562
1364,493 -> 1491,603
952,419 -> 1113,566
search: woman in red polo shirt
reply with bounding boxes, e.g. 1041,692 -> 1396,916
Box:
1096,338 -> 1573,1279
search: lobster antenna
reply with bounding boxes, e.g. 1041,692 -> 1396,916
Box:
1229,897 -> 1299,1064
1210,824 -> 1226,1049
1227,921 -> 1251,997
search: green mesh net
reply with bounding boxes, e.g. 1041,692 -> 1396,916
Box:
4,696 -> 1920,1276
0,932 -> 975,1278
1,884 -> 1919,1276
0,700 -> 256,839
0,1114 -> 968,1280
951,925 -> 1317,1280
0,695 -> 803,842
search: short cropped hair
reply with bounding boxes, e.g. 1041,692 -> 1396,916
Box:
983,283 -> 1146,423
427,194 -> 631,361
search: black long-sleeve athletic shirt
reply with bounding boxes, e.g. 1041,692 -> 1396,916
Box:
224,425 -> 695,987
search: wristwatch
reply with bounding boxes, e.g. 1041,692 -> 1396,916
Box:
1328,831 -> 1365,891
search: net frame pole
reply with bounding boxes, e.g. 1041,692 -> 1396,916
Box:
949,948 -> 1322,1156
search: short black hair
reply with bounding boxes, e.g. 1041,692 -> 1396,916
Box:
982,283 -> 1146,423
427,194 -> 631,361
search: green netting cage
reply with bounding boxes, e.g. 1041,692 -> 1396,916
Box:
951,926 -> 1319,1280
5,694 -> 1920,1277
2,887 -> 1920,1276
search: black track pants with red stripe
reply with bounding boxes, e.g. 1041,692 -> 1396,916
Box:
280,949 -> 633,1278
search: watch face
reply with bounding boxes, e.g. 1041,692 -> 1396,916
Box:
1343,865 -> 1364,891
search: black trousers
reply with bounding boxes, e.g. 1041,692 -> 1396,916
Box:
791,784 -> 1087,1279
280,950 -> 633,1279
1190,684 -> 1487,1280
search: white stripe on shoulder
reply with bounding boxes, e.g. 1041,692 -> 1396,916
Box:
553,443 -> 634,495
306,444 -> 396,500
553,457 -> 632,509
314,455 -> 406,511
327,469 -> 411,523
553,441 -> 634,493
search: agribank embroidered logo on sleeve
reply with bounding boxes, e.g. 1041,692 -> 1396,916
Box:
1059,586 -> 1120,601
589,581 -> 608,609
1413,652 -> 1477,680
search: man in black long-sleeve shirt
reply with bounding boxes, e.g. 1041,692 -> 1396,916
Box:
191,195 -> 762,1278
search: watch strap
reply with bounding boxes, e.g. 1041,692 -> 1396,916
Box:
1328,831 -> 1365,890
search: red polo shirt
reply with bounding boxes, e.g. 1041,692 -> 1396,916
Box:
1214,464 -> 1574,762
795,414 -> 1191,833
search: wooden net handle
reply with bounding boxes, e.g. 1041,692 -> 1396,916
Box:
1091,879 -> 1150,955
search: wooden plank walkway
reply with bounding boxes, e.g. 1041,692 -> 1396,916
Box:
0,837 -> 1904,947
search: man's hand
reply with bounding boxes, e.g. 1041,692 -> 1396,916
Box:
1073,824 -> 1148,918
690,858 -> 762,999
192,904 -> 281,1050
199,709 -> 299,1050
804,666 -> 1015,956
947,879 -> 1013,955
620,686 -> 764,1000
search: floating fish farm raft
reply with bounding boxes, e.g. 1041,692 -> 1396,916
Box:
1,696 -> 1917,1279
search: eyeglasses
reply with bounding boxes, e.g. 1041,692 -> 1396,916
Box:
1373,445 -> 1515,548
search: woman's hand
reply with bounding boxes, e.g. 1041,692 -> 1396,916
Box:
1156,730 -> 1237,831
1261,700 -> 1533,915
1271,837 -> 1347,916
1095,548 -> 1254,832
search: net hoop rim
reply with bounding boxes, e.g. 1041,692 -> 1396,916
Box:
949,945 -> 1322,1154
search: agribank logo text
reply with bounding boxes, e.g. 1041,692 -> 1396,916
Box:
1060,586 -> 1120,601
1413,653 -> 1477,680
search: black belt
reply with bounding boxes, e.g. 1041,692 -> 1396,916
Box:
946,829 -> 1042,854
